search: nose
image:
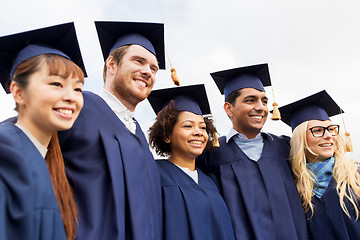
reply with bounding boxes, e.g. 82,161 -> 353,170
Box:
62,87 -> 76,102
140,64 -> 153,77
323,129 -> 333,138
254,100 -> 266,111
193,126 -> 204,136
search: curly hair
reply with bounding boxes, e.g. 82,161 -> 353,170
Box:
148,101 -> 218,157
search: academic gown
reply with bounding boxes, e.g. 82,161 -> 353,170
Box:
156,160 -> 235,240
197,133 -> 308,240
58,91 -> 162,240
0,122 -> 66,240
306,178 -> 360,240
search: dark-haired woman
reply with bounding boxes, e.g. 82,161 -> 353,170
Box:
0,23 -> 85,240
148,85 -> 235,240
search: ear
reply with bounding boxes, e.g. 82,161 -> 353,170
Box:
10,82 -> 25,106
224,102 -> 233,118
164,137 -> 171,143
106,56 -> 117,75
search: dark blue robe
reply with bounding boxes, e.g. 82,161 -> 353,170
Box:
197,133 -> 308,240
58,91 -> 162,240
306,178 -> 360,240
0,122 -> 66,240
156,160 -> 235,240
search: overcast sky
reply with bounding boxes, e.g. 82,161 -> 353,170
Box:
0,0 -> 359,158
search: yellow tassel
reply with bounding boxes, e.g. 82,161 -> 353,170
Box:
271,102 -> 281,120
341,110 -> 353,152
344,132 -> 354,152
171,68 -> 180,86
212,133 -> 220,147
270,87 -> 281,120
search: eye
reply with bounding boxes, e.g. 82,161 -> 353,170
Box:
312,128 -> 323,133
262,99 -> 268,105
74,87 -> 83,93
50,82 -> 62,87
244,99 -> 254,103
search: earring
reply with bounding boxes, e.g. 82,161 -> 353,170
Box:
164,138 -> 171,143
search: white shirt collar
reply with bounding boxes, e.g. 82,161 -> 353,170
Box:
99,88 -> 135,119
225,128 -> 273,143
15,123 -> 48,158
99,89 -> 136,134
174,163 -> 199,184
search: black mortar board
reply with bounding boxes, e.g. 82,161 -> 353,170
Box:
278,90 -> 343,131
0,22 -> 87,93
95,21 -> 165,69
148,84 -> 211,116
211,63 -> 271,100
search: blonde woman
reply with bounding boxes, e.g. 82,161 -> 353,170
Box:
279,90 -> 360,240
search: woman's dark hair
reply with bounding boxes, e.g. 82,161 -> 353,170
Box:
148,100 -> 217,157
12,54 -> 83,240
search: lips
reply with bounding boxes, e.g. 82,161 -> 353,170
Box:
54,107 -> 74,119
188,140 -> 204,147
134,78 -> 147,88
319,143 -> 333,147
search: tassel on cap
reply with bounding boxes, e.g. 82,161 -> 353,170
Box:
271,88 -> 281,120
171,68 -> 180,86
167,53 -> 180,86
341,111 -> 353,152
212,132 -> 220,147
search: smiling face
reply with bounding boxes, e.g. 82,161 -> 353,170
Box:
306,120 -> 337,162
13,62 -> 84,143
169,111 -> 209,162
107,44 -> 159,111
224,88 -> 268,139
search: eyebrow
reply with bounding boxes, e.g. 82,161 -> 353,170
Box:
244,95 -> 268,100
181,120 -> 206,124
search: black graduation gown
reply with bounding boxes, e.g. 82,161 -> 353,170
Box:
58,91 -> 162,240
197,133 -> 308,240
306,178 -> 360,240
0,122 -> 66,240
157,160 -> 235,240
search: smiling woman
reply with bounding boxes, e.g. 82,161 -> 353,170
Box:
278,90 -> 360,240
148,84 -> 235,240
0,23 -> 86,240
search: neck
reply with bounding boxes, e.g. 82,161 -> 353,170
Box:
168,154 -> 196,171
105,87 -> 137,112
234,127 -> 260,139
16,116 -> 52,148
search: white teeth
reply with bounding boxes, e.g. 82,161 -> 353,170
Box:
189,140 -> 202,144
251,116 -> 262,119
320,143 -> 332,147
58,109 -> 72,115
135,80 -> 146,87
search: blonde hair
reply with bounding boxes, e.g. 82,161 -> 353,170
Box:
290,121 -> 360,220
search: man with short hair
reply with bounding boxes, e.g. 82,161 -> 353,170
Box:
197,64 -> 308,240
58,21 -> 165,240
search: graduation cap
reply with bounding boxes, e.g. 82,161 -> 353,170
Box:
148,84 -> 211,116
95,21 -> 165,69
278,90 -> 343,131
0,22 -> 87,93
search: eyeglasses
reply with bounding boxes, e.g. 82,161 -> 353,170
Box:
308,124 -> 340,138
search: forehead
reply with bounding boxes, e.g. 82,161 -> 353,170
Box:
239,87 -> 267,97
125,45 -> 158,62
307,119 -> 333,128
178,111 -> 205,122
